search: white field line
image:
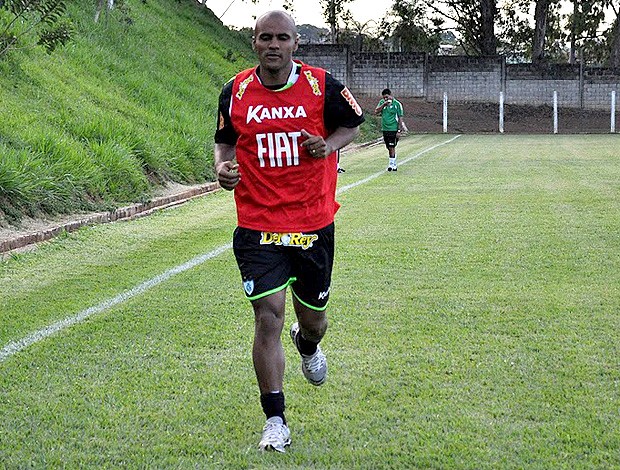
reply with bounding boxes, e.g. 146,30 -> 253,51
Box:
0,244 -> 231,362
0,135 -> 461,363
337,134 -> 461,195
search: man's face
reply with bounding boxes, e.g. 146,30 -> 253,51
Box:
253,14 -> 299,74
383,94 -> 392,102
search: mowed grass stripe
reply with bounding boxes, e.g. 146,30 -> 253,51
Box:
0,135 -> 462,362
0,135 -> 618,469
0,243 -> 232,362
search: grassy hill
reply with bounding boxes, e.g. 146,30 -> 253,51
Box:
0,0 -> 253,226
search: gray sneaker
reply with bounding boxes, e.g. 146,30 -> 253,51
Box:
258,417 -> 291,453
290,322 -> 327,386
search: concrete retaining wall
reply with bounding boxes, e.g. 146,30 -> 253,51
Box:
296,44 -> 620,110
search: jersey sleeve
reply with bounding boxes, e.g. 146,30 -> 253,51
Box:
324,73 -> 365,132
214,79 -> 238,145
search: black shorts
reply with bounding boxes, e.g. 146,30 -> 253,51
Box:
232,223 -> 335,311
383,131 -> 399,148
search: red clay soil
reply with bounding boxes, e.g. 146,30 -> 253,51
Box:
357,97 -> 618,134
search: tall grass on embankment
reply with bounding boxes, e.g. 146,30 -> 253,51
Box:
0,0 -> 253,225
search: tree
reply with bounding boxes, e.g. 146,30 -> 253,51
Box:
496,0 -> 532,60
424,0 -> 498,55
338,11 -> 381,52
0,0 -> 73,58
531,0 -> 552,62
380,0 -> 441,53
567,0 -> 607,63
319,0 -> 353,43
496,0 -> 567,63
609,2 -> 620,67
566,0 -> 620,66
479,0 -> 497,55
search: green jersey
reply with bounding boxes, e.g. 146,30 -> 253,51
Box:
378,98 -> 403,131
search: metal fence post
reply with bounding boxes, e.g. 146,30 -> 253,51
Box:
499,91 -> 505,134
553,91 -> 558,134
612,91 -> 616,134
443,92 -> 448,133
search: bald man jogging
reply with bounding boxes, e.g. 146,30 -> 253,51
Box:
214,10 -> 364,452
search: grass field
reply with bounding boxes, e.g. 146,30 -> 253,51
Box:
1,135 -> 619,469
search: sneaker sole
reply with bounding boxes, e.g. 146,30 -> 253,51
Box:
304,373 -> 326,386
261,440 -> 291,453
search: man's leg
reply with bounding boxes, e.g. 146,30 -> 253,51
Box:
290,297 -> 328,385
292,297 -> 327,345
383,132 -> 392,171
252,289 -> 287,397
384,132 -> 397,171
389,133 -> 399,170
252,290 -> 291,452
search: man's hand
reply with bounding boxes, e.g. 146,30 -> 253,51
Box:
216,160 -> 240,190
301,129 -> 332,158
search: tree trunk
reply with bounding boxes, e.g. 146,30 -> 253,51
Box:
532,0 -> 550,63
479,0 -> 497,55
569,0 -> 578,64
329,1 -> 336,43
610,15 -> 620,68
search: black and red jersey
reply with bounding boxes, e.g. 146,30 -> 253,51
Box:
215,61 -> 364,232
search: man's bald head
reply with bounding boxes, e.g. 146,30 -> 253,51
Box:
254,10 -> 298,37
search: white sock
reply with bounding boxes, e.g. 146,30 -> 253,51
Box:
389,157 -> 396,167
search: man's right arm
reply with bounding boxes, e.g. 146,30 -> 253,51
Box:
214,79 -> 240,191
374,99 -> 385,115
214,143 -> 240,191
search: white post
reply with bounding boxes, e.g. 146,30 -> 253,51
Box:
553,91 -> 558,134
443,92 -> 448,133
611,91 -> 616,134
499,91 -> 505,134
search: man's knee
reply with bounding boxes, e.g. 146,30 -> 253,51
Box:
253,296 -> 286,333
303,324 -> 327,343
299,312 -> 328,342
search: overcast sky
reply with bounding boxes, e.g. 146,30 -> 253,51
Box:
208,0 -> 393,29
207,1 -> 614,34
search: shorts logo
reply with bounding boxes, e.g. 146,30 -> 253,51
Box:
318,287 -> 330,300
243,279 -> 254,295
260,232 -> 319,250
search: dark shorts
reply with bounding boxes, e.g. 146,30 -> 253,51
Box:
383,131 -> 399,148
232,223 -> 335,311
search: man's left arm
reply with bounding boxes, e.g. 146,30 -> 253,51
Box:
398,116 -> 408,134
326,126 -> 360,154
324,73 -> 365,131
397,102 -> 408,133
